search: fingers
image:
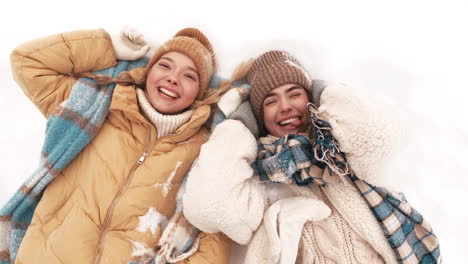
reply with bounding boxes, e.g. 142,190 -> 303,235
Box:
126,31 -> 147,46
121,26 -> 147,46
127,44 -> 150,60
278,197 -> 331,222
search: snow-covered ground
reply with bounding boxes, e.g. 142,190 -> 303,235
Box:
1,0 -> 467,263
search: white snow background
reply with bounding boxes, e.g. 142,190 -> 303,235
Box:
1,0 -> 467,263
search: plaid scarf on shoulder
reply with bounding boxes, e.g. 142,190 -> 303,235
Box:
252,103 -> 442,264
0,58 -> 203,264
0,59 -> 148,264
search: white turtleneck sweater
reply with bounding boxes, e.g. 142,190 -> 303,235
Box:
136,88 -> 194,138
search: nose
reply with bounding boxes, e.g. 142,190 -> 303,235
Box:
278,97 -> 292,112
166,73 -> 178,86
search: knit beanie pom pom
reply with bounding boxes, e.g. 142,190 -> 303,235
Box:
174,28 -> 216,69
144,27 -> 217,101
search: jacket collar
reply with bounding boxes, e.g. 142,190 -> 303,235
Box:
109,82 -> 211,143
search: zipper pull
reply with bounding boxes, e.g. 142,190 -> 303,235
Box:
138,152 -> 148,165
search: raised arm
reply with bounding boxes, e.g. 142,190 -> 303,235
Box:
183,119 -> 267,245
10,29 -> 118,117
317,82 -> 400,186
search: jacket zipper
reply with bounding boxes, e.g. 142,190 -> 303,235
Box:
92,122 -> 198,264
92,128 -> 153,264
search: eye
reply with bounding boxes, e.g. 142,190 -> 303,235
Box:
158,63 -> 170,69
185,74 -> 197,81
290,93 -> 301,98
264,99 -> 276,106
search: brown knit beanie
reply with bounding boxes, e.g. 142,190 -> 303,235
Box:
144,28 -> 216,100
247,50 -> 313,133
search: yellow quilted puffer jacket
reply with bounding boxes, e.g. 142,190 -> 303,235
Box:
10,29 -> 230,264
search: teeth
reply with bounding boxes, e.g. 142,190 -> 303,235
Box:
279,117 -> 299,126
159,88 -> 178,98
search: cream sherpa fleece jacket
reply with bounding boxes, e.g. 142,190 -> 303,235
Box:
183,82 -> 400,263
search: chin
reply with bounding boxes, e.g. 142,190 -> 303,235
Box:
155,106 -> 176,115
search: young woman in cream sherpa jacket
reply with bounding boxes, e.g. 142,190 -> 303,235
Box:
183,50 -> 403,264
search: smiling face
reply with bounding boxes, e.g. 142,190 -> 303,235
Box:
145,51 -> 200,114
262,83 -> 310,138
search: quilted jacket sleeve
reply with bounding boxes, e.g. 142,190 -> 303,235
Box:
176,232 -> 231,264
10,29 -> 118,117
183,120 -> 267,245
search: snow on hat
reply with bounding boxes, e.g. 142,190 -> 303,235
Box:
247,50 -> 313,132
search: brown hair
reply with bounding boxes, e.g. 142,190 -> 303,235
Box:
190,59 -> 253,109
72,61 -> 252,110
73,71 -> 145,88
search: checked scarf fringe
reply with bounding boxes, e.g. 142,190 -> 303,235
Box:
252,103 -> 442,264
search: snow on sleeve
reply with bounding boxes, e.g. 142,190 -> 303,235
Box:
136,207 -> 169,235
127,239 -> 155,263
153,161 -> 183,197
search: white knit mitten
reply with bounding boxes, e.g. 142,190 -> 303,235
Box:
217,87 -> 244,117
277,197 -> 330,263
244,197 -> 331,264
110,26 -> 150,61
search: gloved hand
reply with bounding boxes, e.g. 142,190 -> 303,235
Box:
276,197 -> 330,263
217,86 -> 259,138
110,26 -> 150,61
244,197 -> 331,264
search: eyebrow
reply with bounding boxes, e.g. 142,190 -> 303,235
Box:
159,56 -> 199,75
264,85 -> 303,100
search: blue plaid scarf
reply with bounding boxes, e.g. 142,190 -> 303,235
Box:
252,103 -> 442,264
0,59 -> 147,264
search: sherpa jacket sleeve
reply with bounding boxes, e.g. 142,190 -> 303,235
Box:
10,29 -> 118,118
183,119 -> 267,245
318,82 -> 400,186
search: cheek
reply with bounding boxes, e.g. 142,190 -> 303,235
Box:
183,81 -> 200,99
295,97 -> 310,115
146,68 -> 161,85
262,107 -> 277,128
299,103 -> 309,116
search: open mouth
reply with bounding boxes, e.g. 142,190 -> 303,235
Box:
278,117 -> 301,127
159,87 -> 179,99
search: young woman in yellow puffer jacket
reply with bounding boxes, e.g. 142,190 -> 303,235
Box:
9,27 -> 230,264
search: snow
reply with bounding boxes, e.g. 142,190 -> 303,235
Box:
285,59 -> 313,84
136,207 -> 169,235
128,239 -> 155,259
1,0 -> 467,263
153,161 -> 183,197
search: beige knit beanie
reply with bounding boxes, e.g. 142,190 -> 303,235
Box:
247,50 -> 313,132
144,28 -> 216,100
